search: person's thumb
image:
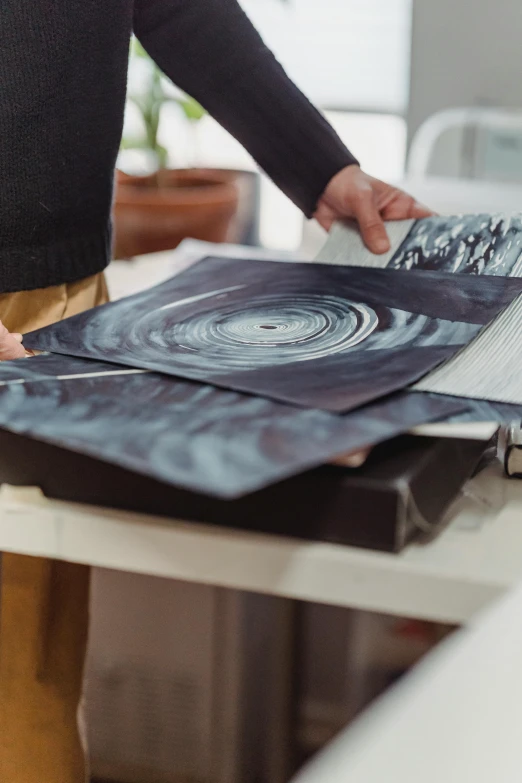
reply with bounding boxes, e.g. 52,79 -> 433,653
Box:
353,184 -> 390,254
0,321 -> 26,360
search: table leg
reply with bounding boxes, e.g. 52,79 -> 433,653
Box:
0,553 -> 90,783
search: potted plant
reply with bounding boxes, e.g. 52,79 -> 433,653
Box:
113,40 -> 240,259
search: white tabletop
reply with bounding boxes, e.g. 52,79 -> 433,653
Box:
1,460 -> 522,624
293,575 -> 522,783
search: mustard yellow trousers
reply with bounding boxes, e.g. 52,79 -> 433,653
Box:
0,273 -> 108,783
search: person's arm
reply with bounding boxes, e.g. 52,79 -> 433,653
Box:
133,0 -> 357,218
134,0 -> 433,251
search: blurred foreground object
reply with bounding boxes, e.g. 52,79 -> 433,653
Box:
293,576 -> 522,783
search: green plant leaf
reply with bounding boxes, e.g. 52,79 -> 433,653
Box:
176,96 -> 206,122
131,38 -> 148,58
156,144 -> 169,169
120,137 -> 152,150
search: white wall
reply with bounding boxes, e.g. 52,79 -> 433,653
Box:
408,0 -> 522,140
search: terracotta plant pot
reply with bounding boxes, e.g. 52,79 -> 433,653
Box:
113,168 -> 240,259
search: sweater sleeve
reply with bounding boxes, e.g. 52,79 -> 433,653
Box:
133,0 -> 359,217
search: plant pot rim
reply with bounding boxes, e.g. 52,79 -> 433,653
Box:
116,167 -> 238,184
115,167 -> 239,207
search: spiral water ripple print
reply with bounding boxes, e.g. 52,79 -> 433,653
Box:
140,293 -> 379,369
25,257 -> 522,412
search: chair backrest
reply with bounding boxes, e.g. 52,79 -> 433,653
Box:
408,107 -> 522,183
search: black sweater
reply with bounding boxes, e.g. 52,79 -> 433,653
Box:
0,0 -> 357,293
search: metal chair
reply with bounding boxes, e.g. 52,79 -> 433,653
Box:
408,107 -> 522,182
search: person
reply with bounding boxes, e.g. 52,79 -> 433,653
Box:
0,1 -> 432,780
1,0 -> 432,303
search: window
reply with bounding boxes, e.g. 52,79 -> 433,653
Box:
212,0 -> 413,248
239,0 -> 413,113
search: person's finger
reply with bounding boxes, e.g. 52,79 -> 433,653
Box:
0,337 -> 26,360
382,192 -> 436,221
331,447 -> 372,468
381,193 -> 414,221
0,321 -> 27,360
410,200 -> 437,218
313,201 -> 336,232
353,184 -> 390,254
12,333 -> 23,343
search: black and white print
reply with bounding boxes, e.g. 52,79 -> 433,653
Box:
317,215 -> 522,413
390,214 -> 522,276
319,214 -> 522,277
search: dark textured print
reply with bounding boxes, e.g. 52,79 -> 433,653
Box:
25,257 -> 522,412
0,354 -> 464,498
391,214 -> 522,276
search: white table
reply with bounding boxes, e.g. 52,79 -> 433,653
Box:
4,241 -> 522,781
2,449 -> 522,782
1,456 -> 522,626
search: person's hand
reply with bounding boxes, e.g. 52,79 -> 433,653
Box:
314,165 -> 435,254
0,320 -> 26,361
